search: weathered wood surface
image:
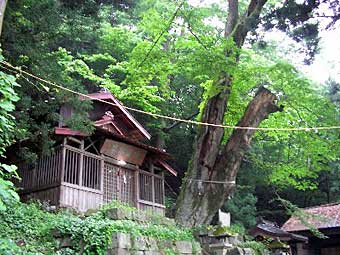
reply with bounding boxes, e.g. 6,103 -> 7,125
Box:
63,145 -> 101,190
0,0 -> 7,37
100,139 -> 147,165
60,182 -> 103,212
103,162 -> 136,206
176,87 -> 283,226
17,148 -> 62,190
17,144 -> 166,214
138,169 -> 165,215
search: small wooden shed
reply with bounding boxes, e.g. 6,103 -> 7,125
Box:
249,219 -> 307,255
16,90 -> 177,215
282,202 -> 340,255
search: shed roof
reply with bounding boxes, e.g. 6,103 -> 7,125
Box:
282,202 -> 340,232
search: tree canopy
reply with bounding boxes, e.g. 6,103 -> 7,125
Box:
0,0 -> 339,229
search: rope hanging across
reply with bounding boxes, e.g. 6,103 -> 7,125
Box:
1,60 -> 339,132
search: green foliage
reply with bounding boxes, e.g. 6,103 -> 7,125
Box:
212,225 -> 246,237
224,187 -> 258,229
0,202 -> 62,254
0,52 -> 20,212
223,46 -> 340,192
0,0 -> 339,233
0,65 -> 20,156
0,238 -> 37,255
222,45 -> 339,223
0,201 -> 196,254
276,197 -> 328,239
0,164 -> 20,211
239,241 -> 269,255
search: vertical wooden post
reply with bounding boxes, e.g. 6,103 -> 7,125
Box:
100,154 -> 105,207
135,168 -> 139,209
161,171 -> 165,206
150,161 -> 155,212
78,140 -> 84,186
100,154 -> 104,192
32,165 -> 37,188
60,138 -> 67,184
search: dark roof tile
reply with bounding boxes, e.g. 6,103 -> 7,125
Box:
282,202 -> 340,232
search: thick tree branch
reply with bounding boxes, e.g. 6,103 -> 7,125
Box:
225,0 -> 239,37
176,87 -> 283,227
232,0 -> 268,46
162,111 -> 199,133
216,87 -> 283,179
247,0 -> 267,16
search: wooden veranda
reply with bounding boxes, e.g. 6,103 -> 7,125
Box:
17,143 -> 166,214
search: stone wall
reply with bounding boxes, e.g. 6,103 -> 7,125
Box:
104,208 -> 202,254
55,207 -> 259,255
107,233 -> 200,255
55,207 -> 201,255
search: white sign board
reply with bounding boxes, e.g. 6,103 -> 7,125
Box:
218,210 -> 231,227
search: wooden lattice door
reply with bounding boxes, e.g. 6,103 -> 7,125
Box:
103,162 -> 135,206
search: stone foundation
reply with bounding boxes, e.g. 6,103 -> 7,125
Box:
107,233 -> 200,255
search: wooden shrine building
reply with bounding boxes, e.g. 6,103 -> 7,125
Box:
16,90 -> 177,214
282,202 -> 340,255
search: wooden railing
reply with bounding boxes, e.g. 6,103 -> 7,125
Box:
63,145 -> 102,191
17,145 -> 166,214
154,176 -> 164,205
139,170 -> 153,201
17,148 -> 62,191
138,170 -> 165,214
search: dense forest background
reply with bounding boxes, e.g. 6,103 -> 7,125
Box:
0,0 -> 339,230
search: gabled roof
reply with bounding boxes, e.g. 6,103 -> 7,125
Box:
83,91 -> 151,140
250,219 -> 307,242
94,114 -> 124,135
282,202 -> 340,232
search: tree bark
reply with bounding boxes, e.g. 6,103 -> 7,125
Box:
175,0 -> 272,227
176,87 -> 282,226
0,0 -> 7,37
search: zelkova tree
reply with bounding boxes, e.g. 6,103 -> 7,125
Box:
174,0 -> 327,227
175,0 -> 279,226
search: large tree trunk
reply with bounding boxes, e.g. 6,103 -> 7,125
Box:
175,0 -> 273,227
176,87 -> 282,226
0,0 -> 7,37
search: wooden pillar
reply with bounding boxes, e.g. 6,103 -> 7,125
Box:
100,154 -> 105,206
32,166 -> 37,188
100,154 -> 104,192
60,139 -> 67,183
150,161 -> 155,212
161,171 -> 165,206
135,168 -> 139,209
78,140 -> 84,186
